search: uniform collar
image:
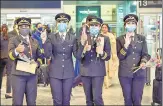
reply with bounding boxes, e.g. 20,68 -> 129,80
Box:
59,32 -> 66,36
125,32 -> 135,38
131,32 -> 135,37
20,34 -> 29,39
19,34 -> 30,44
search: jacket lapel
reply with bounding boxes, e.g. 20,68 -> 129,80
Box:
120,35 -> 126,46
65,32 -> 70,41
55,32 -> 62,42
18,35 -> 28,45
134,34 -> 138,44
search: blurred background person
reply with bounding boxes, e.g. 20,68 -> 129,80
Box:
8,18 -> 19,39
68,25 -> 75,35
0,24 -> 13,98
37,26 -> 52,87
101,23 -> 119,88
43,24 -> 52,34
32,22 -> 44,51
32,23 -> 47,86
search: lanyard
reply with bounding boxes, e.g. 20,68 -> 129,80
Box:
28,37 -> 33,59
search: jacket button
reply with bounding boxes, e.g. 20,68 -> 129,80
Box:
91,60 -> 93,62
62,59 -> 64,61
63,48 -> 65,50
62,65 -> 64,67
133,58 -> 135,60
91,55 -> 93,57
135,47 -> 136,49
133,64 -> 135,66
63,54 -> 65,56
133,52 -> 134,54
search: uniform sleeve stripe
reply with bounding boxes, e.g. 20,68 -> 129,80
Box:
121,48 -> 126,53
102,52 -> 107,60
120,50 -> 125,55
37,58 -> 42,65
9,52 -> 16,60
40,49 -> 44,54
120,48 -> 126,55
120,51 -> 125,55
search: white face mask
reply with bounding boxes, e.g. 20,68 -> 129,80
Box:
41,30 -> 47,44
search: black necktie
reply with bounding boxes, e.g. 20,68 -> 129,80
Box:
61,34 -> 64,41
91,37 -> 95,47
24,37 -> 29,44
130,36 -> 134,47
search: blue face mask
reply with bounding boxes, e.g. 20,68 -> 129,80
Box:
38,27 -> 43,32
57,23 -> 67,33
125,25 -> 136,33
90,26 -> 100,37
19,28 -> 30,37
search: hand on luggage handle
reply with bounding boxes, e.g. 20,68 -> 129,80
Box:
131,59 -> 153,73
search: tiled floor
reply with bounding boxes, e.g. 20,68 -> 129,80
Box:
1,68 -> 155,105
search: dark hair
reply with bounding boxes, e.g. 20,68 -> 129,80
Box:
86,15 -> 97,22
124,21 -> 137,26
1,24 -> 8,40
43,25 -> 51,34
35,22 -> 42,28
2,24 -> 8,30
101,23 -> 110,31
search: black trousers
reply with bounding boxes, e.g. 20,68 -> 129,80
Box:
0,58 -> 11,90
0,58 -> 7,89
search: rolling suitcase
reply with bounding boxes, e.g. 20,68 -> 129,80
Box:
37,65 -> 49,87
155,66 -> 162,81
152,48 -> 162,106
152,79 -> 162,105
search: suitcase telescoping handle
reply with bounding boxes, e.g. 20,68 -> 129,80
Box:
156,48 -> 162,58
156,48 -> 162,65
157,48 -> 162,53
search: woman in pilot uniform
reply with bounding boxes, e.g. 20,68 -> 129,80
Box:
77,17 -> 111,105
49,13 -> 82,105
8,17 -> 42,105
116,14 -> 150,106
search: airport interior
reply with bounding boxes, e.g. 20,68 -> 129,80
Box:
1,0 -> 162,105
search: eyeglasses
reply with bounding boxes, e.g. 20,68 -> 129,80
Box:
19,25 -> 30,29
